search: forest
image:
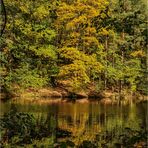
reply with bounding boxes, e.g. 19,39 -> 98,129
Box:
0,0 -> 147,99
0,0 -> 148,147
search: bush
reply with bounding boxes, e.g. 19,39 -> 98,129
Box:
0,107 -> 51,146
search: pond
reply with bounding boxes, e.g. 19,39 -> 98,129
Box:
0,99 -> 147,147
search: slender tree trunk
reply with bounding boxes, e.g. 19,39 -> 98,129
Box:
112,51 -> 115,92
104,75 -> 107,91
104,36 -> 108,91
120,29 -> 125,93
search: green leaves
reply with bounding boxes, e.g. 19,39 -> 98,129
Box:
0,0 -> 146,94
29,45 -> 57,59
0,0 -> 58,92
0,108 -> 54,146
4,64 -> 48,91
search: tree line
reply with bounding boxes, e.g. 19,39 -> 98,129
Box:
0,0 -> 147,95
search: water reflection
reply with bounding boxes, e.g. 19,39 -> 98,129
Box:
0,100 -> 147,147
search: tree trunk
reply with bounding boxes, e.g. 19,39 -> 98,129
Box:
104,36 -> 108,91
120,29 -> 125,93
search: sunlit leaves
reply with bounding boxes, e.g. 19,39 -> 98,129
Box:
29,45 -> 57,59
33,6 -> 49,20
58,47 -> 103,91
55,0 -> 108,91
130,50 -> 146,58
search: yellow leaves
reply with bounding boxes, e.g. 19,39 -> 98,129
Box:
33,6 -> 49,20
58,60 -> 90,91
108,29 -> 116,37
58,54 -> 103,91
59,60 -> 86,77
98,28 -> 115,38
56,0 -> 109,31
21,23 -> 34,37
58,48 -> 103,71
100,28 -> 109,36
56,0 -> 110,51
20,5 -> 29,13
85,54 -> 103,74
130,50 -> 146,57
56,3 -> 76,26
55,0 -> 108,90
59,47 -> 81,61
66,15 -> 87,30
86,0 -> 109,10
85,27 -> 96,36
57,2 -> 75,15
85,7 -> 100,19
70,32 -> 80,38
36,29 -> 56,41
14,20 -> 23,26
82,36 -> 99,47
29,45 -> 56,59
66,21 -> 76,30
58,46 -> 103,90
61,39 -> 78,47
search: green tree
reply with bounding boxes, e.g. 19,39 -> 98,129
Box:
0,0 -> 58,92
97,0 -> 147,93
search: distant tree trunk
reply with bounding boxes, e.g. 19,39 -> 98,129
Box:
112,51 -> 115,92
121,30 -> 125,63
119,80 -> 122,94
104,74 -> 107,91
104,36 -> 108,91
120,29 -> 125,93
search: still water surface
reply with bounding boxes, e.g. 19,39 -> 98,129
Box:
0,99 -> 147,146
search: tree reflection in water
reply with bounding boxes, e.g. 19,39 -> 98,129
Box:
0,101 -> 147,147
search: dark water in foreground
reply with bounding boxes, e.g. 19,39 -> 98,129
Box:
0,99 -> 147,147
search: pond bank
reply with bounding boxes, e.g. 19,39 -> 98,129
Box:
0,87 -> 147,104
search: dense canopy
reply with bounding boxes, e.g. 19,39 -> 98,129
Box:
0,0 -> 147,95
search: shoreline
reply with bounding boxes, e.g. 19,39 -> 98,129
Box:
0,87 -> 147,104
